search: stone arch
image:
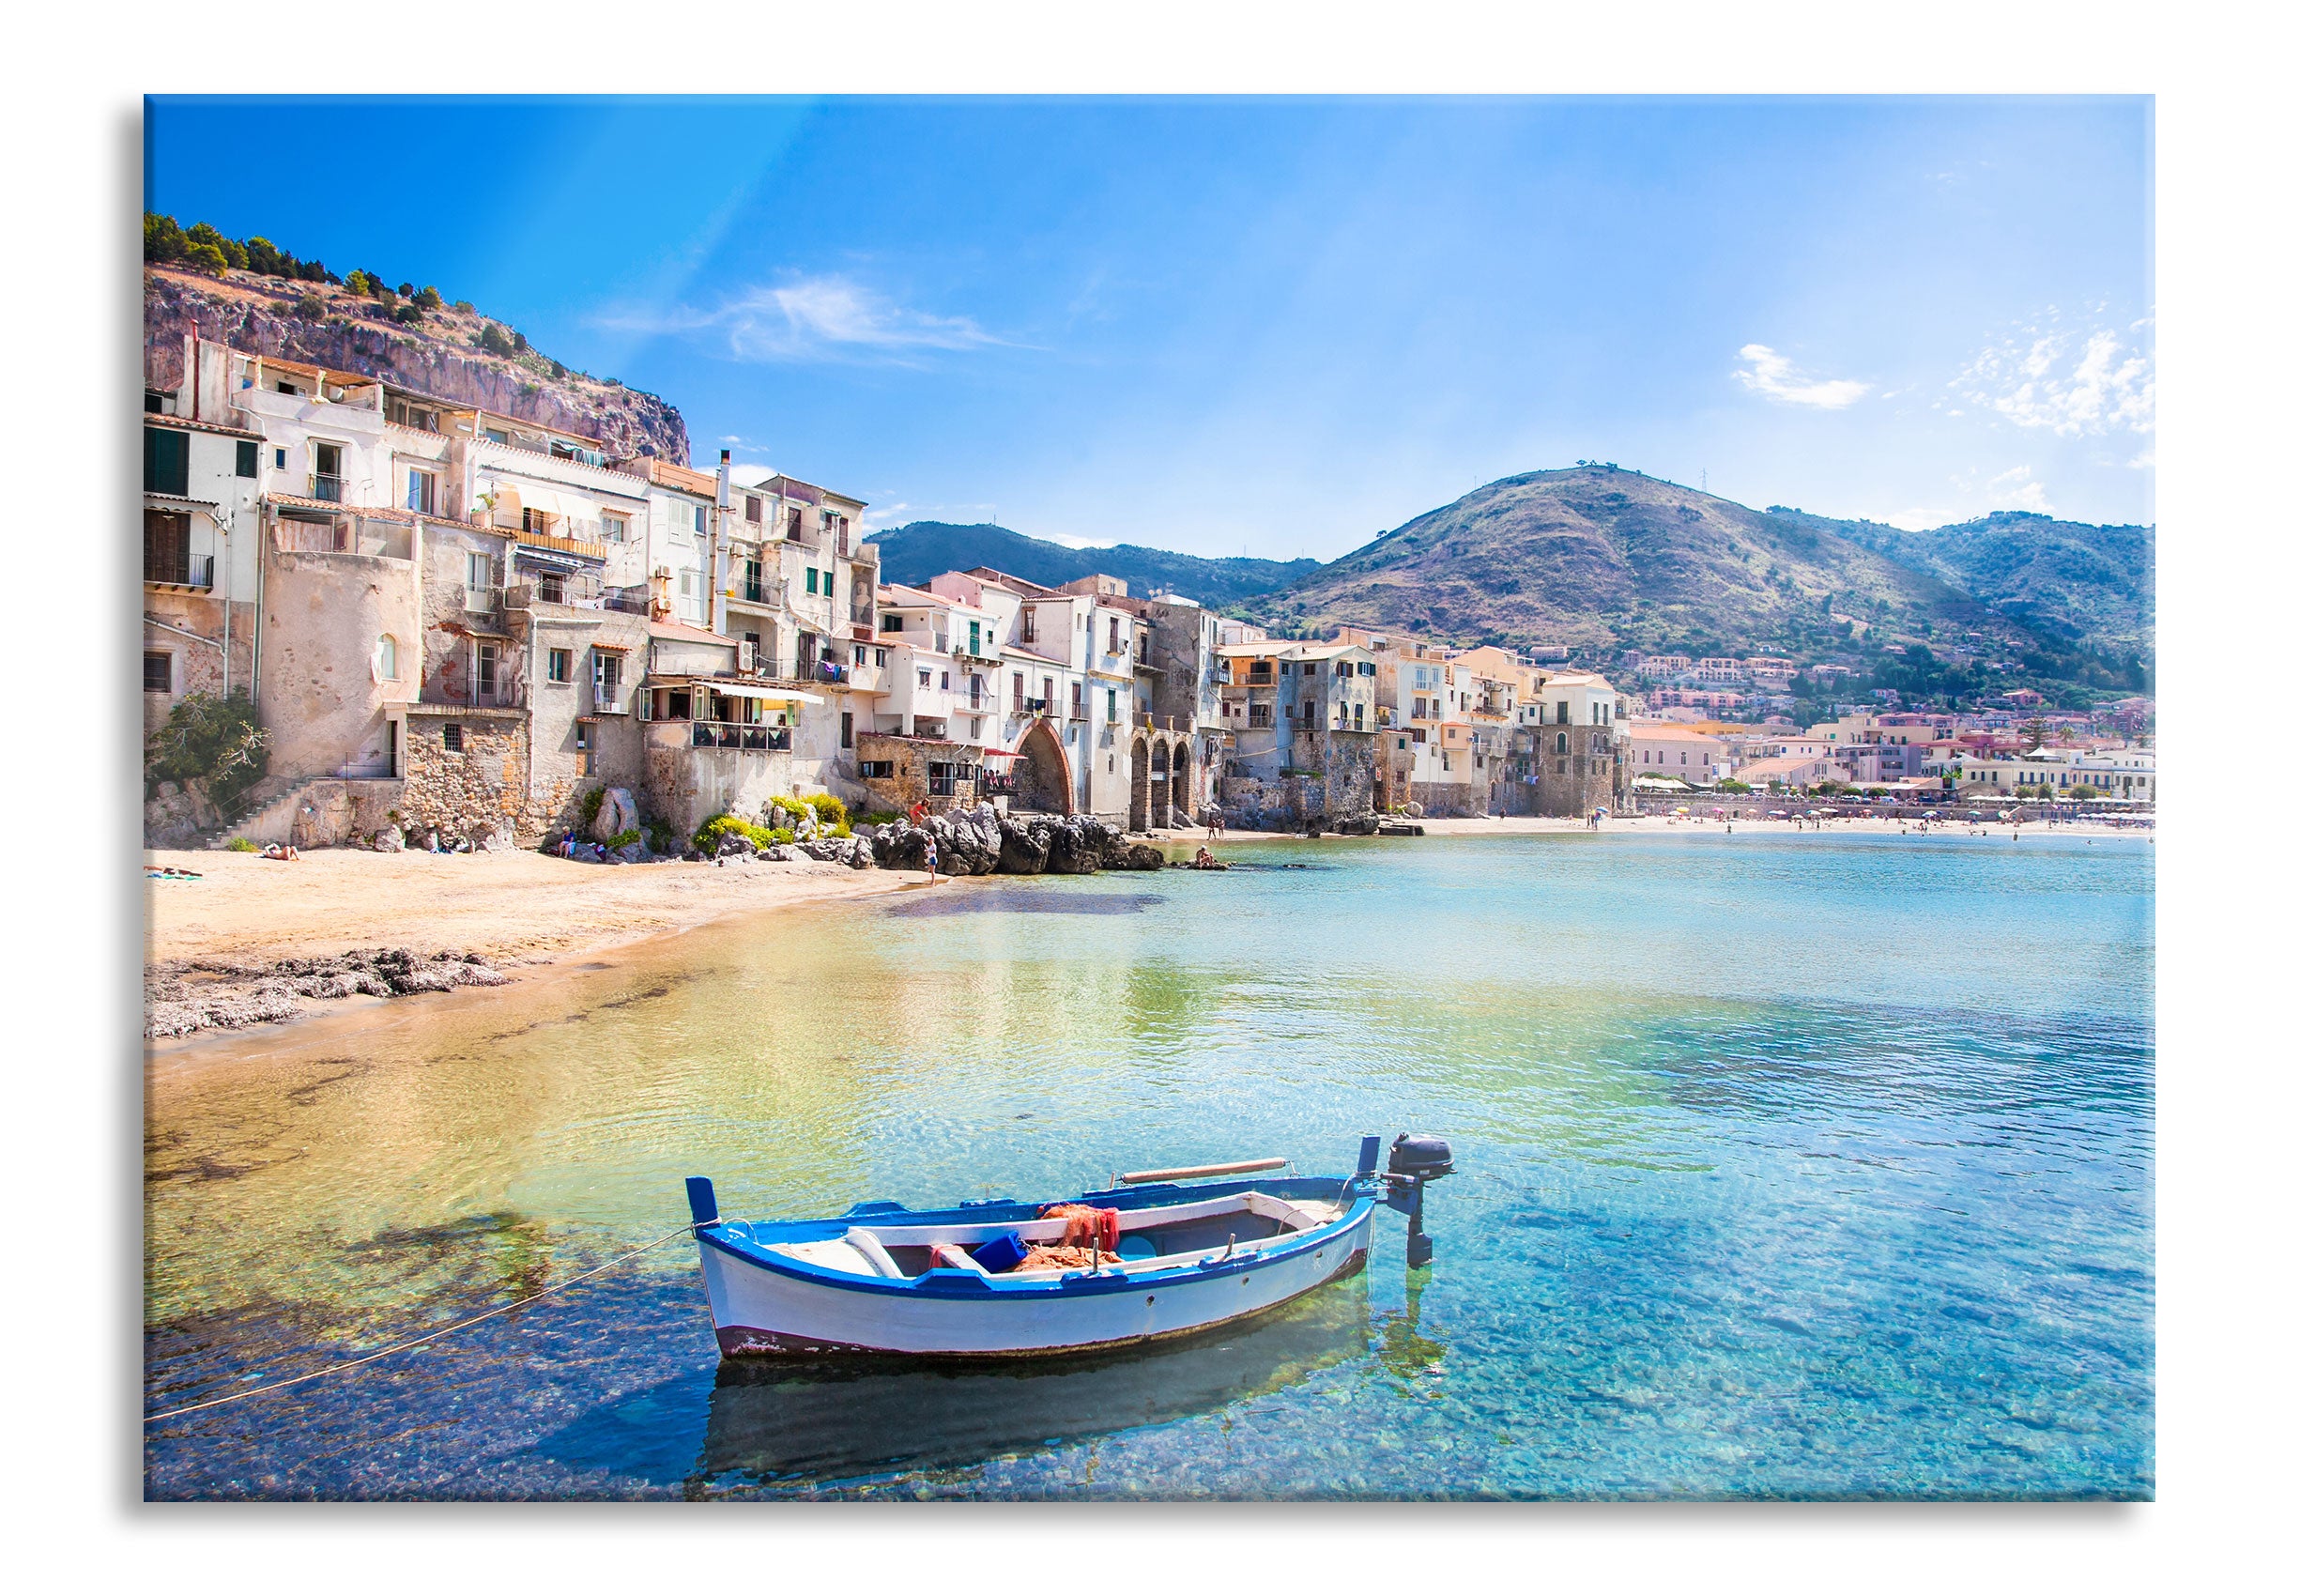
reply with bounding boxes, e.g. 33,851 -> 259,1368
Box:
1128,734 -> 1152,831
1149,736 -> 1173,828
1014,718 -> 1073,815
1171,740 -> 1193,823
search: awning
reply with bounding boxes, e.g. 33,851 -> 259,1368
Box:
513,544 -> 600,574
698,681 -> 825,705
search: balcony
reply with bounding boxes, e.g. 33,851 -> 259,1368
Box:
589,682 -> 634,714
145,551 -> 214,590
514,526 -> 609,563
465,586 -> 502,614
689,721 -> 791,753
1022,698 -> 1050,714
309,473 -> 345,503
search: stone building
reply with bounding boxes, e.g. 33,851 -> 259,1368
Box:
1523,670 -> 1625,817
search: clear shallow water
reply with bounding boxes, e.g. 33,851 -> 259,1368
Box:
145,830 -> 2154,1499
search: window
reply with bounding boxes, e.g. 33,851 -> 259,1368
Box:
1108,617 -> 1120,653
548,648 -> 573,683
859,760 -> 895,779
538,571 -> 565,605
236,439 -> 259,478
144,652 -> 171,694
1556,731 -> 1568,754
941,670 -> 951,690
443,723 -> 464,752
376,635 -> 400,682
601,514 -> 627,544
919,668 -> 932,687
312,441 -> 344,500
841,711 -> 854,749
593,651 -> 621,704
746,495 -> 762,523
146,391 -> 165,414
1012,672 -> 1024,705
1303,662 -> 1317,677
875,649 -> 886,667
1107,687 -> 1118,719
883,613 -> 904,632
693,504 -> 707,533
406,468 -> 437,514
143,426 -> 189,495
477,642 -> 499,701
575,722 -> 595,777
1021,609 -> 1036,643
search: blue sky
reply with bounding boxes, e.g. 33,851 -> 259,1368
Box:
148,96 -> 2151,558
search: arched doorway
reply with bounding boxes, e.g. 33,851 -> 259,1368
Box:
1149,738 -> 1173,828
1014,719 -> 1073,814
1171,742 -> 1192,823
1128,735 -> 1151,831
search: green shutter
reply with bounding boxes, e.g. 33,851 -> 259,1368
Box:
144,427 -> 189,495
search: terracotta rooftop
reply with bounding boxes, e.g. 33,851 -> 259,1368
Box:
143,411 -> 263,441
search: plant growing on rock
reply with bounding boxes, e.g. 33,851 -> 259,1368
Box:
146,691 -> 269,812
224,836 -> 257,852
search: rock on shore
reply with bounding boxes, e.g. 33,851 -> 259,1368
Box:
146,946 -> 510,1038
866,806 -> 1163,876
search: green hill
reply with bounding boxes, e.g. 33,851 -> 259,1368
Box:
872,521 -> 1320,607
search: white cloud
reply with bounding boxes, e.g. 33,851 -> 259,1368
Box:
598,274 -> 1007,365
1986,466 -> 2053,514
1732,344 -> 1871,409
1953,317 -> 2154,437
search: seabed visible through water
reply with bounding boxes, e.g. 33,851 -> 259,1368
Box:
145,830 -> 2154,1499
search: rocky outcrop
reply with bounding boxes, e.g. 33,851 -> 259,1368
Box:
591,788 -> 638,843
866,806 -> 1161,876
146,267 -> 687,461
146,946 -> 510,1038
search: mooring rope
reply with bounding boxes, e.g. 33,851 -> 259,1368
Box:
145,1220 -> 701,1425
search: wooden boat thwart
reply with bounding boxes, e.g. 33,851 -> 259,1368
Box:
685,1135 -> 1453,1358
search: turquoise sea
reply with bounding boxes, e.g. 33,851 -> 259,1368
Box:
144,829 -> 2154,1498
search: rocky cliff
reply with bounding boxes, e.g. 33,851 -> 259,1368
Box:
145,266 -> 689,463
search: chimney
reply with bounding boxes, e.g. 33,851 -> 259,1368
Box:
716,448 -> 732,509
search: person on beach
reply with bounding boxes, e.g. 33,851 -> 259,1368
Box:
259,842 -> 300,862
923,836 -> 941,884
1206,804 -> 1225,842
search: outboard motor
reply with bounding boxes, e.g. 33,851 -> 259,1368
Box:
1382,1132 -> 1454,1267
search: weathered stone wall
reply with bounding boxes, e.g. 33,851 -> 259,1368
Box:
1527,725 -> 1623,817
642,723 -> 795,836
1408,778 -> 1489,818
258,545 -> 419,781
142,593 -> 257,737
396,709 -> 562,844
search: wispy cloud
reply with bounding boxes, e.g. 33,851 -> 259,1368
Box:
1953,315 -> 2154,437
599,274 -> 1009,365
1732,345 -> 1871,409
1986,465 -> 2053,514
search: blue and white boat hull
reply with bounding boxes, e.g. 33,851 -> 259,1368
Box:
688,1175 -> 1379,1358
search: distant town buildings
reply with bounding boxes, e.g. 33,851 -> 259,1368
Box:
143,330 -> 2149,848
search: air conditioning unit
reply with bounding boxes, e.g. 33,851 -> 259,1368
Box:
738,641 -> 757,672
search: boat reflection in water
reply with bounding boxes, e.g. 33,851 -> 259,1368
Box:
696,1271 -> 1376,1487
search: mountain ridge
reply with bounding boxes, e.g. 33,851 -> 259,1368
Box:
871,521 -> 1321,607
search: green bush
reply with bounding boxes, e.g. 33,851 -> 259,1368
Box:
694,814 -> 782,854
797,793 -> 850,834
579,789 -> 606,828
293,291 -> 328,318
185,242 -> 229,277
479,323 -> 518,357
606,828 -> 643,850
415,285 -> 443,311
224,836 -> 258,853
146,691 -> 269,811
859,810 -> 901,826
646,821 -> 676,856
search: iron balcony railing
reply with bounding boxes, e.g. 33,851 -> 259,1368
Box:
145,551 -> 214,588
309,473 -> 344,502
689,721 -> 792,753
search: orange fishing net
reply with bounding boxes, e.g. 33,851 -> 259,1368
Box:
1039,1203 -> 1122,1252
1014,1243 -> 1120,1272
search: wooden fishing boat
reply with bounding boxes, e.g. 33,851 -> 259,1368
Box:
683,1134 -> 1453,1358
